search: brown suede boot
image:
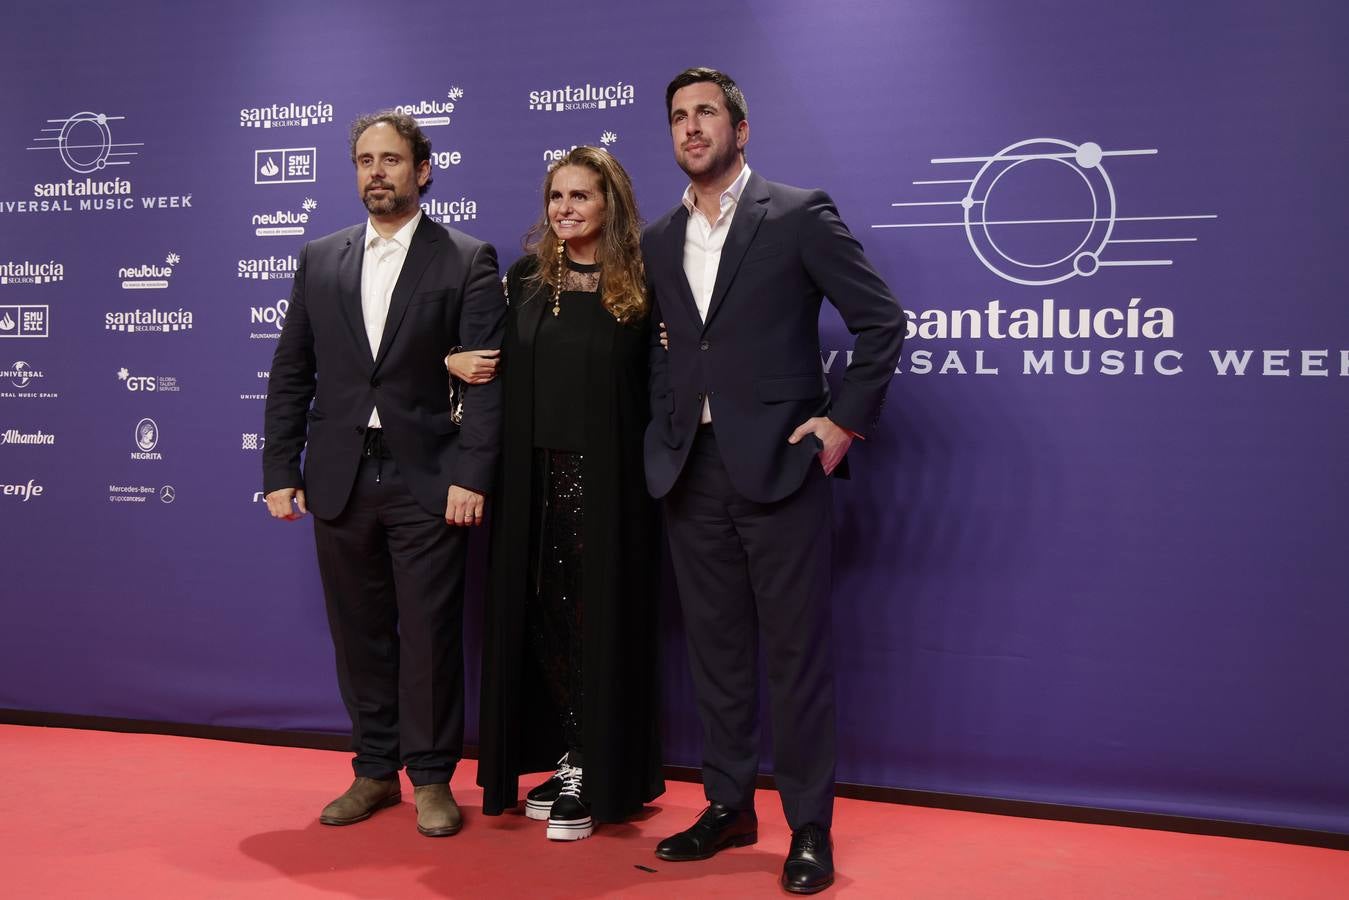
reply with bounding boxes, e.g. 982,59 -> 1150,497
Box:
414,783 -> 462,837
318,776 -> 401,826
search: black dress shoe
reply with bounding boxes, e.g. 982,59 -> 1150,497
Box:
782,824 -> 834,894
654,802 -> 758,861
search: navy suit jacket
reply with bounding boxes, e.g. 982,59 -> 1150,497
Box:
642,172 -> 904,504
263,215 -> 505,519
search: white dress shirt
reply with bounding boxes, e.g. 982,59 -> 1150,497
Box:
681,163 -> 752,423
361,212 -> 422,428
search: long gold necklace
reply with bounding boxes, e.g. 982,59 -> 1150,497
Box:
551,241 -> 565,317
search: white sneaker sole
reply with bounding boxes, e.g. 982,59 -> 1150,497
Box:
547,818 -> 595,841
524,798 -> 553,821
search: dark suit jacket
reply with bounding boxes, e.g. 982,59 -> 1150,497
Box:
263,215 -> 505,520
642,172 -> 904,504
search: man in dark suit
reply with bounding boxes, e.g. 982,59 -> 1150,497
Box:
263,111 -> 503,838
644,68 -> 904,893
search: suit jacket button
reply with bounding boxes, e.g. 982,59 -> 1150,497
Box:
355,425 -> 366,434
699,340 -> 710,351
371,379 -> 381,388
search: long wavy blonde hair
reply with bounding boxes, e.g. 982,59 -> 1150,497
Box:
524,146 -> 647,323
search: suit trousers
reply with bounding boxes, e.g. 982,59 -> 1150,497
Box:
663,425 -> 836,829
312,445 -> 467,786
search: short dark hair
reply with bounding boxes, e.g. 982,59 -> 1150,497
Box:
665,67 -> 748,128
348,111 -> 433,196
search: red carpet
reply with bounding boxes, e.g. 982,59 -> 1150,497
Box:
0,725 -> 1344,898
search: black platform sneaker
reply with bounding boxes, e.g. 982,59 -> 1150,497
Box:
525,753 -> 570,821
546,766 -> 593,841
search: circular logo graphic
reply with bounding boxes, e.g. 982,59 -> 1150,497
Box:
58,111 -> 114,175
159,485 -> 176,504
962,139 -> 1115,286
135,417 -> 159,452
11,360 -> 32,389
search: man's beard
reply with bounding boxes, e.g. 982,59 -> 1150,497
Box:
678,141 -> 736,182
363,183 -> 417,216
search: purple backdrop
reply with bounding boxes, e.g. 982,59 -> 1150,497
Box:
2,0 -> 1346,834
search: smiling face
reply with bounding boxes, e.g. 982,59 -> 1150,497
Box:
353,121 -> 429,220
669,80 -> 748,186
548,164 -> 607,261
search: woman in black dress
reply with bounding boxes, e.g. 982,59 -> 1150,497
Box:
452,146 -> 663,840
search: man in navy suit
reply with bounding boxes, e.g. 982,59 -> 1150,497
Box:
263,111 -> 504,838
644,68 -> 904,894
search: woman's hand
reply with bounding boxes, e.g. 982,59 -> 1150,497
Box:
659,322 -> 669,350
446,348 -> 500,384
